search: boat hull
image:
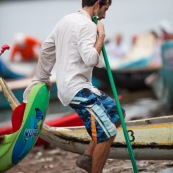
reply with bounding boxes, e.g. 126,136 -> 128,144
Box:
93,67 -> 159,91
40,115 -> 173,160
0,84 -> 49,172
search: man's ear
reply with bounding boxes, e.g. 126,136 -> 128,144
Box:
94,0 -> 99,9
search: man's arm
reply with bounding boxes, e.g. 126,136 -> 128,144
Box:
33,33 -> 56,83
94,20 -> 105,55
77,22 -> 104,67
23,33 -> 56,102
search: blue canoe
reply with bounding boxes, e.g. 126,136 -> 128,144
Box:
0,58 -> 25,79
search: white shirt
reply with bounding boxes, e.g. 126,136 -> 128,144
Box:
32,10 -> 103,106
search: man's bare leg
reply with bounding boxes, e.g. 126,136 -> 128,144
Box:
92,135 -> 115,173
83,113 -> 126,156
76,113 -> 125,172
84,140 -> 96,155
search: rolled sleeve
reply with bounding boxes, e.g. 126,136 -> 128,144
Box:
96,51 -> 103,68
77,22 -> 100,67
33,33 -> 56,82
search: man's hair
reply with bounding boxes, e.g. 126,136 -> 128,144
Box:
82,0 -> 112,8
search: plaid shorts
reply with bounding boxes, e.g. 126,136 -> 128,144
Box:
69,88 -> 125,143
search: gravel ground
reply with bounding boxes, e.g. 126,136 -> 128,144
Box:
5,145 -> 173,173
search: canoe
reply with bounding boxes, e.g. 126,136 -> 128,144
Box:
145,41 -> 173,108
1,78 -> 173,160
0,43 -> 37,79
0,76 -> 57,109
94,32 -> 161,91
0,59 -> 25,79
93,66 -> 159,91
0,83 -> 49,172
40,115 -> 173,160
0,45 -> 24,79
106,32 -> 159,70
0,112 -> 83,146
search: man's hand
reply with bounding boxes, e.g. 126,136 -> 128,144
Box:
23,81 -> 51,103
45,81 -> 52,90
97,21 -> 105,39
94,21 -> 105,55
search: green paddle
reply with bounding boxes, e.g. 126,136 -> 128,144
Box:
93,16 -> 138,173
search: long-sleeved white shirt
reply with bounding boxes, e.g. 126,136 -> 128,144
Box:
33,10 -> 103,106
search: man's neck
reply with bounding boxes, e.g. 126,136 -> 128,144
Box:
83,7 -> 94,20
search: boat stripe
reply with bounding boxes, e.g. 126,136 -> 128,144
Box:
86,108 -> 110,138
124,123 -> 173,130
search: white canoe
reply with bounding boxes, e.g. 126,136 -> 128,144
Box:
40,115 -> 173,160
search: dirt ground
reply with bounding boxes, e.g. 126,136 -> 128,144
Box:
5,145 -> 173,173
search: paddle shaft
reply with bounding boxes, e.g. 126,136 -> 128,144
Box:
93,16 -> 138,173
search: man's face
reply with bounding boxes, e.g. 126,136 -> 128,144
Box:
95,1 -> 110,20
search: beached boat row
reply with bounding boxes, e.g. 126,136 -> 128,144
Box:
0,33 -> 162,110
0,36 -> 173,172
0,78 -> 172,173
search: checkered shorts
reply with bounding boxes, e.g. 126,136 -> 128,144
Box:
69,88 -> 125,143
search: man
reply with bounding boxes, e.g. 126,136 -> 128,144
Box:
20,0 -> 126,172
10,33 -> 41,62
106,32 -> 128,59
159,20 -> 173,41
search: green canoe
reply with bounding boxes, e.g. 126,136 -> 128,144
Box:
0,83 -> 49,172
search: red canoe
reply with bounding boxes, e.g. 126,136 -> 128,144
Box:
0,112 -> 84,146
